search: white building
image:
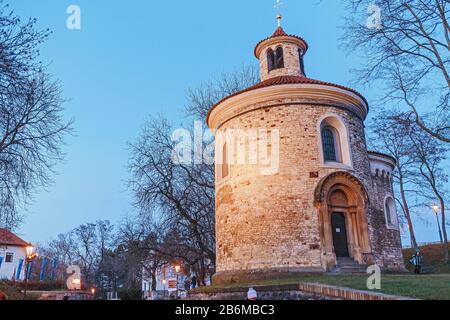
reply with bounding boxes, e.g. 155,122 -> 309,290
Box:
0,229 -> 30,281
142,265 -> 189,300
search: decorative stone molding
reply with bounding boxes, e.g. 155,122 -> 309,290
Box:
255,35 -> 308,59
314,171 -> 370,207
207,84 -> 369,130
368,151 -> 396,179
314,171 -> 373,268
317,113 -> 353,168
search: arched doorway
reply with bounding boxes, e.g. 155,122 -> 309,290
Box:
331,213 -> 349,258
314,172 -> 373,270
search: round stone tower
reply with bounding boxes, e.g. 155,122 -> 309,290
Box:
207,21 -> 405,285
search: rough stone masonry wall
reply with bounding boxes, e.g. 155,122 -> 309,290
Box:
368,176 -> 405,270
189,283 -> 415,300
215,98 -> 373,275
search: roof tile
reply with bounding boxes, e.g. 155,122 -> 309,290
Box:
0,228 -> 29,247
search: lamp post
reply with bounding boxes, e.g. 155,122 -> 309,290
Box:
175,265 -> 181,299
23,244 -> 38,300
432,204 -> 444,243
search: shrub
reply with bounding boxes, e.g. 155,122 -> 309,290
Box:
1,280 -> 66,291
117,288 -> 142,301
0,282 -> 22,300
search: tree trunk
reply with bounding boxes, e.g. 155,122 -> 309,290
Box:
151,269 -> 157,291
399,175 -> 419,248
439,197 -> 449,262
198,259 -> 207,286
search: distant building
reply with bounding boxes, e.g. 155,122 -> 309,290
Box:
141,264 -> 191,300
0,229 -> 30,281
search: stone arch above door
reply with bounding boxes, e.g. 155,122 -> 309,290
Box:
314,171 -> 373,271
314,171 -> 369,208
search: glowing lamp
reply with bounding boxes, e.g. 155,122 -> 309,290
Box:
432,204 -> 439,214
26,244 -> 34,257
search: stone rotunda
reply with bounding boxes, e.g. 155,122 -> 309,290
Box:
207,20 -> 405,285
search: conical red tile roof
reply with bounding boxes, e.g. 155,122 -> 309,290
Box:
254,26 -> 309,57
272,26 -> 288,37
207,76 -> 368,125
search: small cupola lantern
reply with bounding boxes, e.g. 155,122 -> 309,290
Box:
254,15 -> 308,81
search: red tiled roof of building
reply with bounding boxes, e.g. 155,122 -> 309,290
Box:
207,75 -> 368,125
272,26 -> 288,37
254,26 -> 309,58
0,228 -> 29,247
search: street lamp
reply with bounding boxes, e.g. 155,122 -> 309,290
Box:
23,244 -> 38,300
432,204 -> 444,243
175,265 -> 181,299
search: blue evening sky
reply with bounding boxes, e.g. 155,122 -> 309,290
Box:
10,0 -> 444,245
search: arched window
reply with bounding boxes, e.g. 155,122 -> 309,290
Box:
384,197 -> 398,228
385,201 -> 392,225
275,46 -> 284,69
319,115 -> 351,167
322,126 -> 338,162
267,49 -> 275,72
298,48 -> 305,75
221,142 -> 229,179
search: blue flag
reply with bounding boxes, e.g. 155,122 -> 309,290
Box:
27,261 -> 33,280
50,258 -> 58,280
16,258 -> 24,281
40,258 -> 48,282
0,256 -> 3,270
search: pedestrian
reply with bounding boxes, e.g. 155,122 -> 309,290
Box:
409,249 -> 423,274
247,288 -> 258,301
191,275 -> 197,289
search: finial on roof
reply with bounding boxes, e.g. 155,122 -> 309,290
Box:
274,0 -> 283,27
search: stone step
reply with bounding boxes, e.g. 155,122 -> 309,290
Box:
339,267 -> 368,271
338,261 -> 359,265
337,260 -> 360,266
333,258 -> 368,274
338,263 -> 366,268
331,267 -> 368,274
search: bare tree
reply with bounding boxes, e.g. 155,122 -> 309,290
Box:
41,233 -> 77,268
342,0 -> 450,143
114,214 -> 168,291
185,64 -> 259,119
0,2 -> 72,228
405,116 -> 449,260
128,116 -> 216,283
40,220 -> 114,285
128,65 -> 258,284
370,109 -> 422,248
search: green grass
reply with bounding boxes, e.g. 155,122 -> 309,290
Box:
194,274 -> 450,300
